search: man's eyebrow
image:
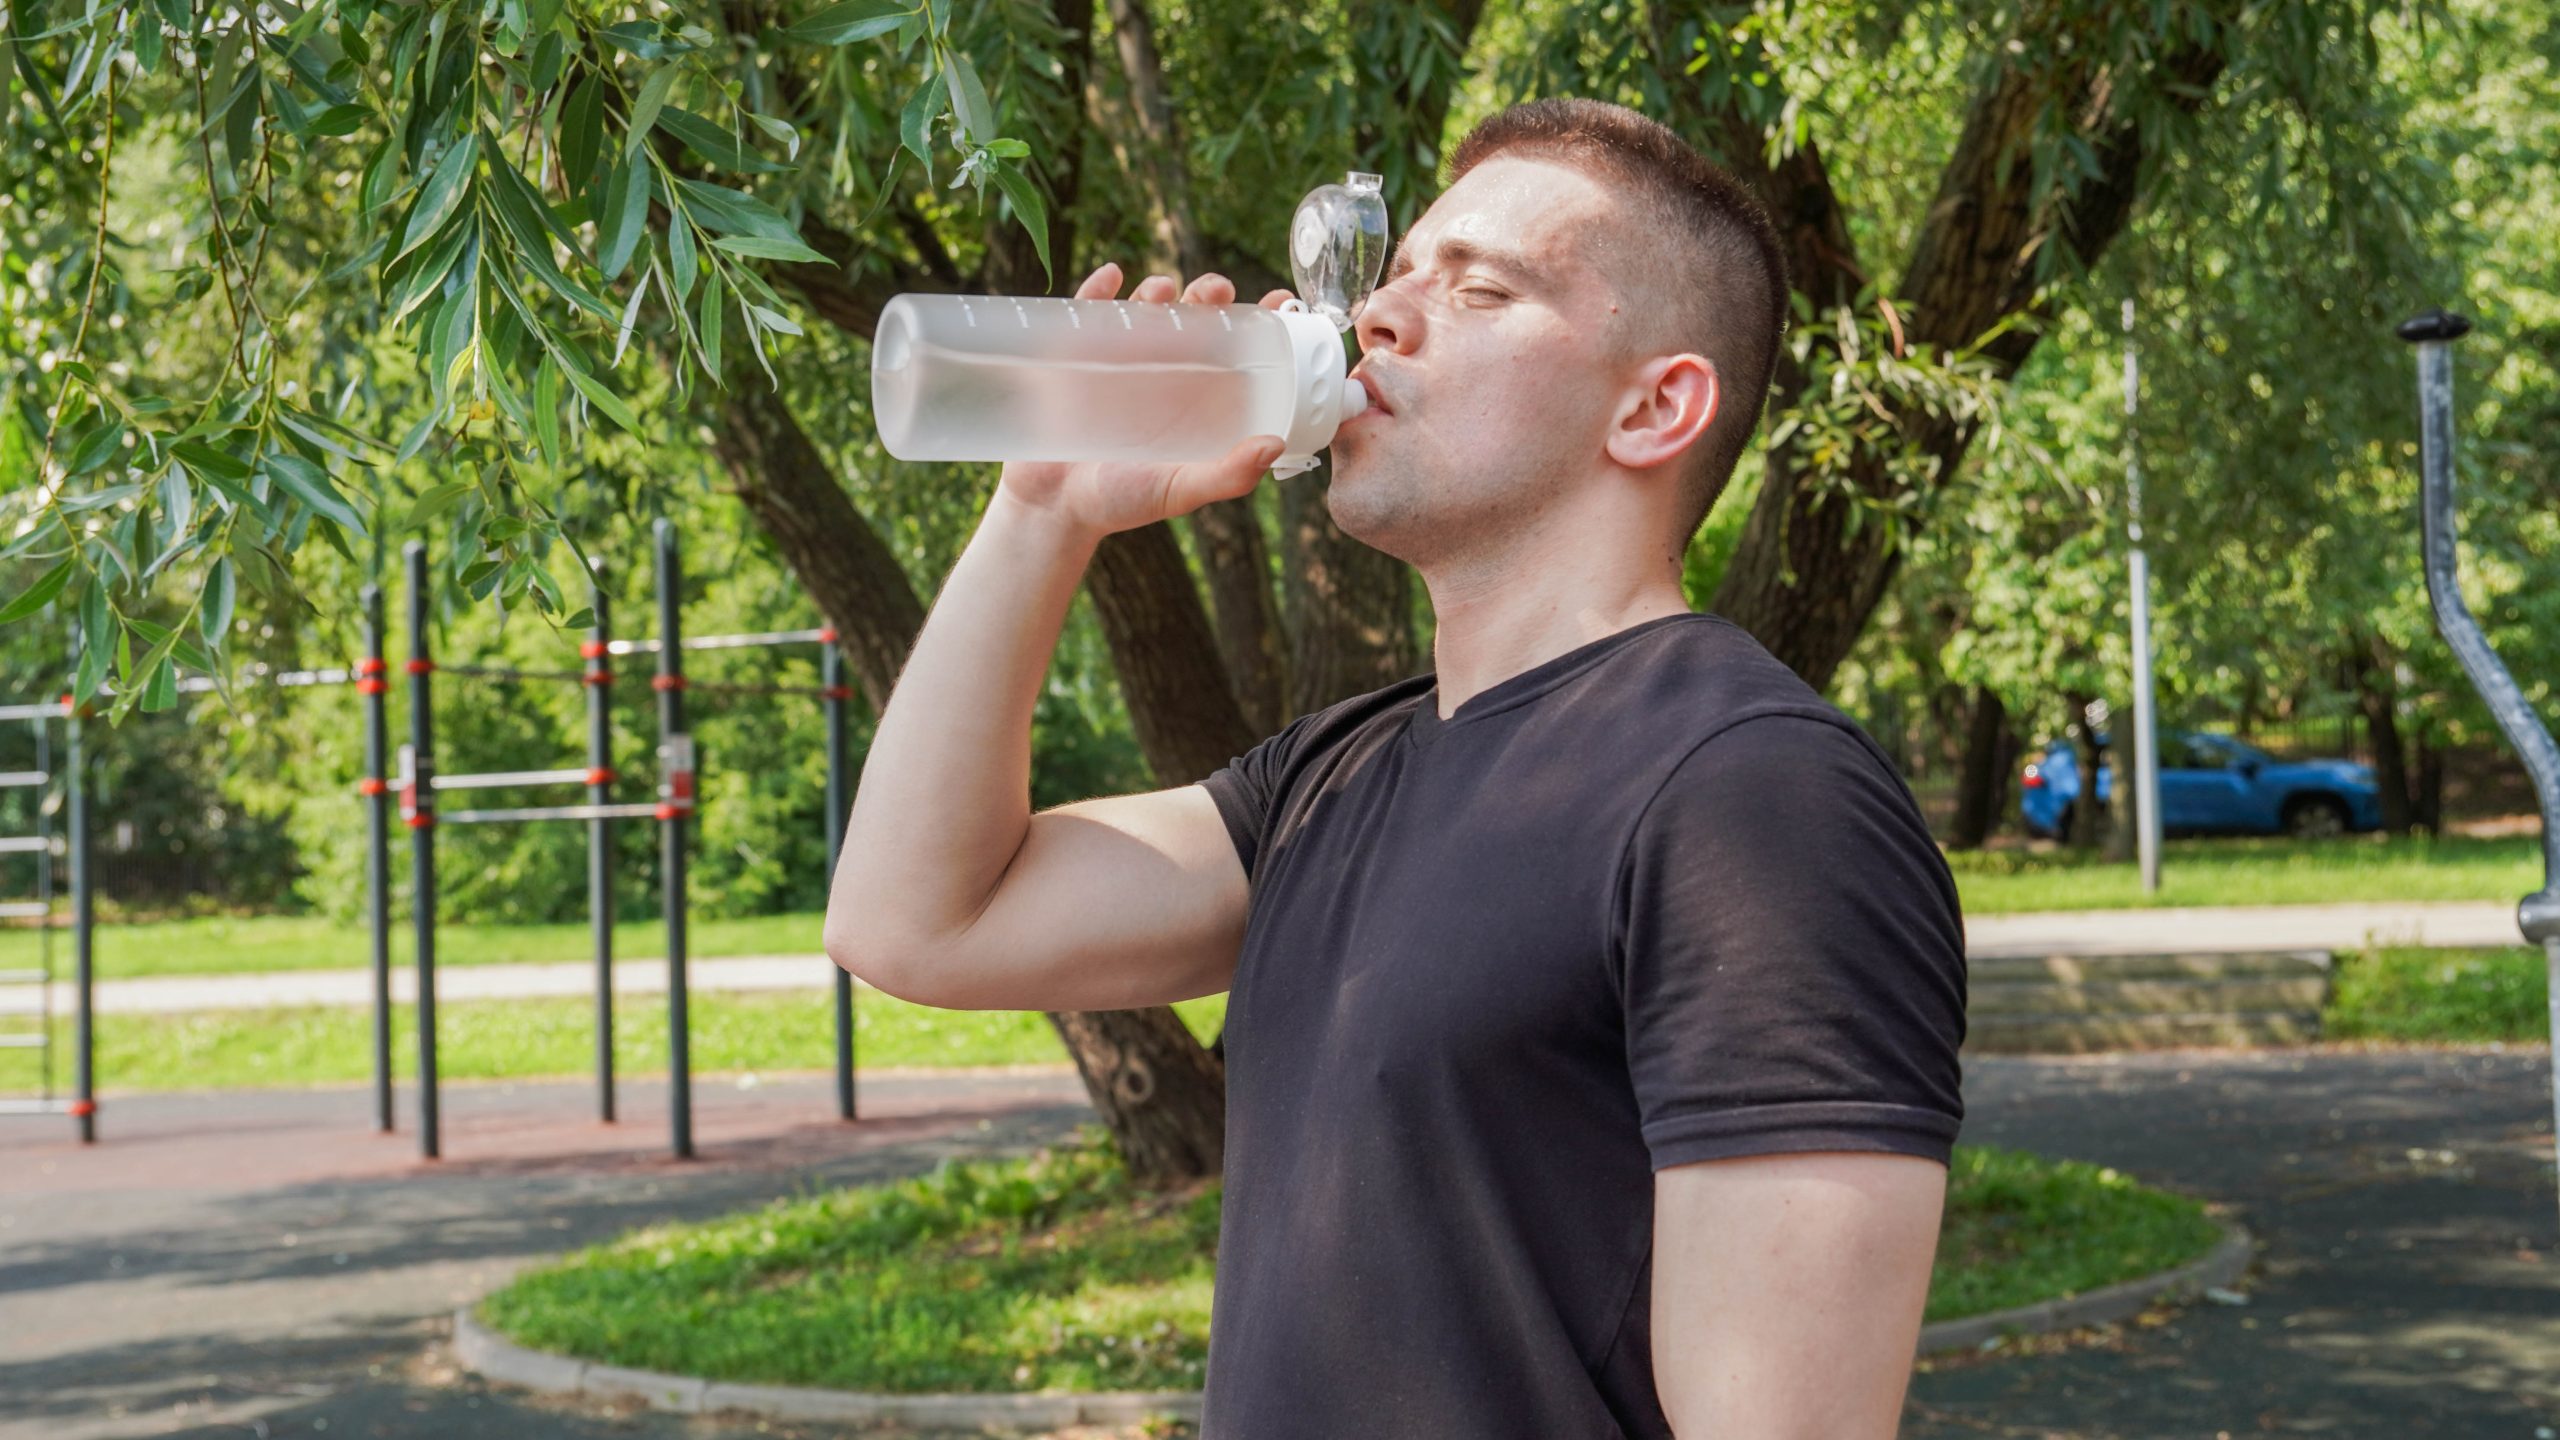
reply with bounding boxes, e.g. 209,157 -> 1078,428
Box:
1382,236 -> 1551,289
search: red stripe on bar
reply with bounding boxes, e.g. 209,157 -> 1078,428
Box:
581,670 -> 613,687
355,657 -> 387,677
355,678 -> 387,695
818,626 -> 839,643
405,813 -> 436,829
68,1099 -> 96,1118
585,767 -> 615,785
651,674 -> 688,691
357,778 -> 388,796
405,659 -> 434,676
824,686 -> 853,701
580,640 -> 609,659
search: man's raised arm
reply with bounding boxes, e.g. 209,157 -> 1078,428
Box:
822,263 -> 1293,1014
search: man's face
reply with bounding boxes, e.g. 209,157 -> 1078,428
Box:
1328,154 -> 1637,564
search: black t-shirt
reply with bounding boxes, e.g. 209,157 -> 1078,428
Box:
1193,611 -> 1967,1438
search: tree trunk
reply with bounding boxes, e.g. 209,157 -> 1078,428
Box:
1948,686 -> 2008,850
1190,499 -> 1290,737
2105,704 -> 2140,862
2413,733 -> 2445,836
2064,691 -> 2105,850
2350,637 -> 2415,834
1679,17 -> 2235,687
1048,1008 -> 1228,1186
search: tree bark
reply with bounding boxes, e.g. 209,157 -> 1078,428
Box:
2105,703 -> 2140,861
1086,525 -> 1265,781
1948,686 -> 2008,850
2350,635 -> 2415,834
1048,1007 -> 1228,1186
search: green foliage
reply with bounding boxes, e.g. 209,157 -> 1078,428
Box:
2324,944 -> 2551,1042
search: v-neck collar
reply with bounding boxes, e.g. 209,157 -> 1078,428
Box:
1402,613 -> 1712,750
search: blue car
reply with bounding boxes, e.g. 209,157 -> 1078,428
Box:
2021,729 -> 2383,840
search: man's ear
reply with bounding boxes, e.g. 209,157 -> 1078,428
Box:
1606,353 -> 1719,474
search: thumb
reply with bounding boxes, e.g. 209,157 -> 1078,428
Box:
1164,434 -> 1286,515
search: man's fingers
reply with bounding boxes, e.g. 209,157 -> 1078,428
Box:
1165,433 -> 1286,514
1258,288 -> 1294,310
1075,262 -> 1122,301
1130,273 -> 1180,304
1181,273 -> 1236,306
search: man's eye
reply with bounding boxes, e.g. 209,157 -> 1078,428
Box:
1459,287 -> 1509,302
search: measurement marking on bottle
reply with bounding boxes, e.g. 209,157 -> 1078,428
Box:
960,300 -> 978,329
1218,312 -> 1234,331
1012,301 -> 1030,328
1170,311 -> 1184,331
1116,304 -> 1133,330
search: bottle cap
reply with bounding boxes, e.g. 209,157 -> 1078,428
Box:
1289,172 -> 1389,332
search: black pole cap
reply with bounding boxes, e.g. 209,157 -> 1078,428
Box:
2396,307 -> 2473,343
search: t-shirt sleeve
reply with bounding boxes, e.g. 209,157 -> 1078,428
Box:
1612,710 -> 1968,1170
1196,708 -> 1323,882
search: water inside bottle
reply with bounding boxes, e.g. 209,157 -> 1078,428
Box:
875,297 -> 1301,463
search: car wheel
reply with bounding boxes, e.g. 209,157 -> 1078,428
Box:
2285,796 -> 2349,840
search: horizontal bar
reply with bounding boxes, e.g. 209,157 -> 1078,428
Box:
608,627 -> 828,656
0,837 -> 49,855
0,772 -> 47,788
431,767 -> 590,792
0,1097 -> 72,1115
0,902 -> 51,919
0,1034 -> 44,1048
0,968 -> 44,983
682,680 -> 837,699
174,665 -> 351,693
442,663 -> 588,684
0,703 -> 68,722
439,801 -> 665,825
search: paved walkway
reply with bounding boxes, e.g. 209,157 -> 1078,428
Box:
2,1044 -> 2554,1438
0,900 -> 2532,1017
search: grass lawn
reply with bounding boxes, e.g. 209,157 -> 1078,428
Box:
0,910 -> 834,981
40,988 -> 1228,1092
479,1127 -> 2225,1394
5,833 -> 2537,984
28,944 -> 2541,1096
2324,944 -> 2552,1043
1947,832 -> 2542,915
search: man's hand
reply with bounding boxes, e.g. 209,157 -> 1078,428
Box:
996,262 -> 1298,538
1652,1151 -> 1947,1438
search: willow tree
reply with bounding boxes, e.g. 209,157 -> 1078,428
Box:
3,0 -> 2443,1184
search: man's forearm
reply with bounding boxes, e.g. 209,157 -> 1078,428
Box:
824,484 -> 1102,973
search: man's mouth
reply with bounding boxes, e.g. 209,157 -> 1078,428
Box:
1349,368 -> 1399,417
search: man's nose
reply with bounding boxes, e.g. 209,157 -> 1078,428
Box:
1354,281 -> 1421,357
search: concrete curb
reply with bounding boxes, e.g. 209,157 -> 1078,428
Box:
450,1220 -> 2251,1426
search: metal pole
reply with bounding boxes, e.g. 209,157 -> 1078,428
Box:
655,519 -> 692,1161
66,685 -> 93,1144
823,629 -> 855,1121
405,542 -> 440,1161
2124,298 -> 2163,894
587,565 -> 616,1124
360,584 -> 394,1133
2399,307 -> 2560,1233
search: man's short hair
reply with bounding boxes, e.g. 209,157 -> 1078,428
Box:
1446,98 -> 1790,545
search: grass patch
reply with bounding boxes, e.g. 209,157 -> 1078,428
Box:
20,989 -> 1226,1093
0,911 -> 836,982
2323,944 -> 2550,1043
480,1130 -> 2222,1394
1948,833 -> 2540,915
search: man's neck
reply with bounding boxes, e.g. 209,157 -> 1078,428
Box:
1420,545 -> 1692,720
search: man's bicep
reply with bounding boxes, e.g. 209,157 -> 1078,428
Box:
918,784 -> 1251,1012
1651,1151 -> 1947,1439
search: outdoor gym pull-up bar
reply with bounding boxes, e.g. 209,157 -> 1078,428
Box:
2398,307 -> 2560,1233
355,518 -> 860,1163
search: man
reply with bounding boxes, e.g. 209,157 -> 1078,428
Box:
827,96 -> 1966,1439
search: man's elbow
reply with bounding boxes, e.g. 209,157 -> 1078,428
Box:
823,912 -> 942,1006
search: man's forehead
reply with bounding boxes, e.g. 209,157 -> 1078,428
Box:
1399,157 -> 1612,278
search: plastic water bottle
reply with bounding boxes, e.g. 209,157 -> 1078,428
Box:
871,173 -> 1389,478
